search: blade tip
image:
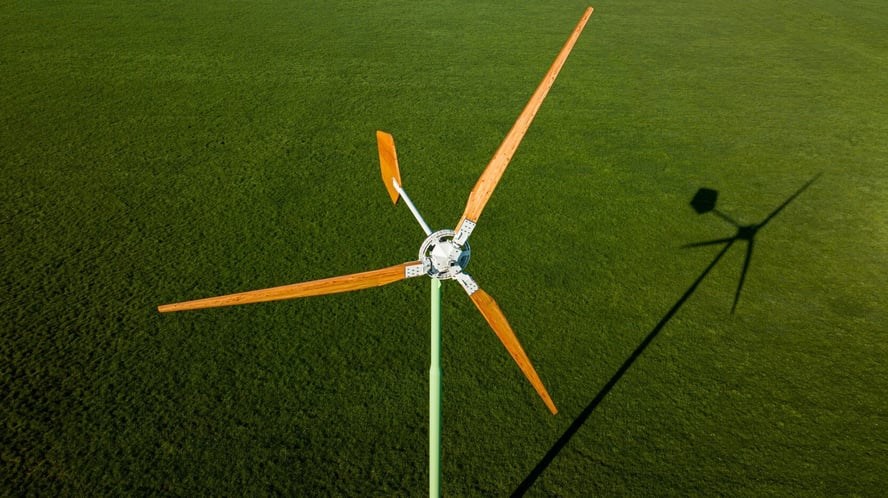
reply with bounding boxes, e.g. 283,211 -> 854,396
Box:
544,395 -> 558,415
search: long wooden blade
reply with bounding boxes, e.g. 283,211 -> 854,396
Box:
158,261 -> 423,313
377,130 -> 402,204
469,288 -> 557,415
456,7 -> 594,235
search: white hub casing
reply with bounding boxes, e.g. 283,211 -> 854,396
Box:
418,229 -> 470,280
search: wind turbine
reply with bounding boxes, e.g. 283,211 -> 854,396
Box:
159,7 -> 594,495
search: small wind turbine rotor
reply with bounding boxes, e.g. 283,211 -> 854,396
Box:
375,127 -> 559,414
159,8 -> 594,495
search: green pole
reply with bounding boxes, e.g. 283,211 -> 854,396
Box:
429,277 -> 442,498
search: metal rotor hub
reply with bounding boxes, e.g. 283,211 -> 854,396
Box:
418,229 -> 471,280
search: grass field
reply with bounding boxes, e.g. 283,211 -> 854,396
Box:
2,0 -> 886,495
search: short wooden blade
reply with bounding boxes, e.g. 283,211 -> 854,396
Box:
456,7 -> 594,236
469,288 -> 557,415
377,130 -> 403,204
158,261 -> 423,313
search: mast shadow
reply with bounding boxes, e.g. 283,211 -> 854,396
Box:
511,173 -> 821,497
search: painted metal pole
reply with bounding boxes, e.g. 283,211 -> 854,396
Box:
429,277 -> 442,498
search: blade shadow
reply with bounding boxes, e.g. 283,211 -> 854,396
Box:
732,238 -> 754,314
512,173 -> 821,496
758,172 -> 822,229
681,237 -> 736,249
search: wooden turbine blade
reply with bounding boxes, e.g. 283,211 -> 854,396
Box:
158,261 -> 423,312
377,130 -> 403,204
469,288 -> 558,415
455,7 -> 594,236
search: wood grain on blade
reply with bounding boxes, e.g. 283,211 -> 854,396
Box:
456,7 -> 594,235
470,289 -> 558,415
158,261 -> 421,313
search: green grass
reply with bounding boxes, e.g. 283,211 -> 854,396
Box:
2,0 -> 886,495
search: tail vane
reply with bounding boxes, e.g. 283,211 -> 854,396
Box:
377,130 -> 403,204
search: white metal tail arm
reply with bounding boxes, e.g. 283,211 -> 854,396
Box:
393,178 -> 433,236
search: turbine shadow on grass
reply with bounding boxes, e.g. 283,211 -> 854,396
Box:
685,173 -> 822,313
511,173 -> 821,497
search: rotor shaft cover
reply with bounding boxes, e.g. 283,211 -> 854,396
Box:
419,229 -> 471,280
